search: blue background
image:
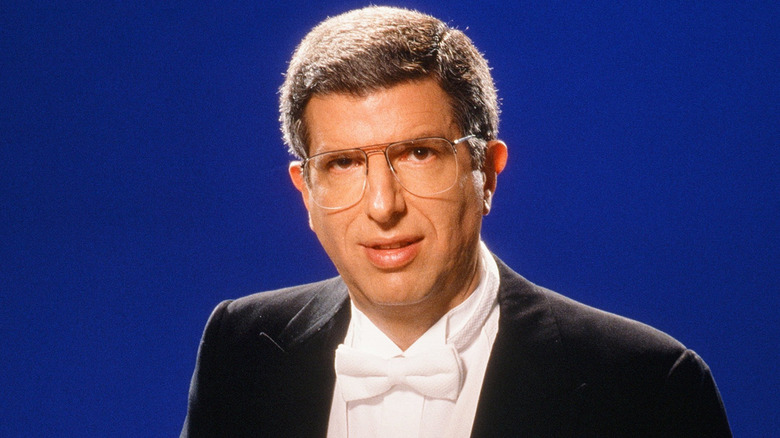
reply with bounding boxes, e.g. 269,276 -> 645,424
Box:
2,1 -> 777,436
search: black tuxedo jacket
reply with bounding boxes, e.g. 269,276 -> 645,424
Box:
181,258 -> 730,437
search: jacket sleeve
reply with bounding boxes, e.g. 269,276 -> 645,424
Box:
656,349 -> 732,437
180,300 -> 232,438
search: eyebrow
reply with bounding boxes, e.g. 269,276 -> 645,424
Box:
312,131 -> 457,154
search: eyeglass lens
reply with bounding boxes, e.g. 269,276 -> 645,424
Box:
306,138 -> 459,209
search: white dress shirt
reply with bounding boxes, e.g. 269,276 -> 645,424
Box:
327,242 -> 501,438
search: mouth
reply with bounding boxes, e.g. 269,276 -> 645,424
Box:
370,240 -> 415,249
361,237 -> 423,269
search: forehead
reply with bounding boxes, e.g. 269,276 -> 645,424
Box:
303,79 -> 459,154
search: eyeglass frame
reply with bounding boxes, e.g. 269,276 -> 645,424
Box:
299,134 -> 477,210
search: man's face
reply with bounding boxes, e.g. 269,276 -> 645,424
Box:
289,78 -> 505,321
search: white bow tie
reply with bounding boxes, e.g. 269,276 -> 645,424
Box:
334,344 -> 464,402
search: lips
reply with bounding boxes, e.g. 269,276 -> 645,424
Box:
362,237 -> 422,270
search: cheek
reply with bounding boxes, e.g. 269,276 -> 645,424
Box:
309,210 -> 355,258
430,172 -> 485,242
454,170 -> 486,217
468,169 -> 486,198
308,211 -> 334,248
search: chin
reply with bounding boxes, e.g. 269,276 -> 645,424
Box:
370,295 -> 430,308
362,286 -> 433,308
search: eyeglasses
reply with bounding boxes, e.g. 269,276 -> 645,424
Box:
301,135 -> 475,210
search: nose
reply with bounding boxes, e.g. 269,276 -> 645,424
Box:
364,151 -> 406,224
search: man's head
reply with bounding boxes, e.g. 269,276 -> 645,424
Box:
281,7 -> 507,344
279,6 -> 499,169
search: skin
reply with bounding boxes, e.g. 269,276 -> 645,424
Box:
289,78 -> 507,350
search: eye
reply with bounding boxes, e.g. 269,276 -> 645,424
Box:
320,152 -> 364,173
330,156 -> 355,169
408,147 -> 435,161
397,140 -> 447,164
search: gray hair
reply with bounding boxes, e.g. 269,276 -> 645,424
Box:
279,6 -> 499,169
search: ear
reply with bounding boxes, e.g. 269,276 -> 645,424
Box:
289,160 -> 307,193
289,161 -> 314,228
482,140 -> 508,215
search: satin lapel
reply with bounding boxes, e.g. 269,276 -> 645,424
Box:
470,258 -> 585,437
253,279 -> 351,436
279,279 -> 350,349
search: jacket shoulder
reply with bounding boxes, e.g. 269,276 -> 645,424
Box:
181,277 -> 350,437
208,276 -> 349,348
496,257 -> 684,366
491,258 -> 730,436
541,284 -> 730,436
543,286 -> 685,366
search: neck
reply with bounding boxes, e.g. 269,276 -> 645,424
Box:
352,261 -> 482,351
366,307 -> 446,351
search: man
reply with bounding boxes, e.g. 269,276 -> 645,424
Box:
181,6 -> 730,437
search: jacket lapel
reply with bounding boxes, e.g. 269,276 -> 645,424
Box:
252,278 -> 351,437
470,259 -> 585,437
